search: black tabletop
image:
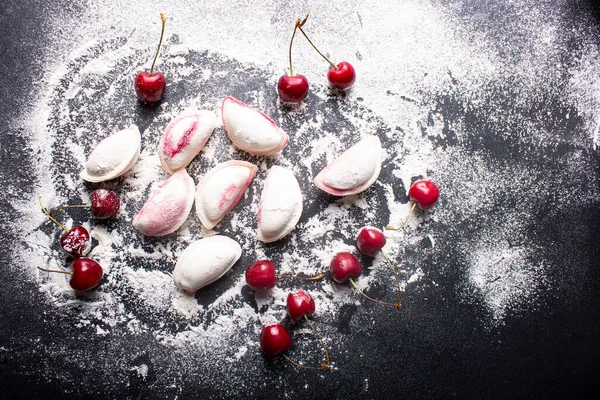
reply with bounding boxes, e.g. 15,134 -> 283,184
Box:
1,1 -> 599,399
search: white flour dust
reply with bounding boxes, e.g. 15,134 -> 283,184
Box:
6,0 -> 600,393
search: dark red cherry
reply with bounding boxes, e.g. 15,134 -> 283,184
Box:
408,180 -> 440,210
135,72 -> 166,103
60,225 -> 91,257
327,61 -> 356,90
245,260 -> 277,291
277,75 -> 309,103
329,252 -> 362,283
70,257 -> 104,291
90,189 -> 120,219
356,227 -> 386,257
286,290 -> 316,321
260,324 -> 292,357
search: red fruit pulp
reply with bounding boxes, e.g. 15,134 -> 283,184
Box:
327,61 -> 356,90
286,290 -> 316,321
70,257 -> 103,291
245,260 -> 277,291
134,71 -> 166,103
277,75 -> 309,103
408,180 -> 440,210
260,324 -> 293,357
329,252 -> 362,283
356,227 -> 386,257
60,225 -> 91,257
90,189 -> 120,219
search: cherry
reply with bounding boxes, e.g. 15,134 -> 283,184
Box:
135,13 -> 167,103
39,197 -> 91,257
278,15 -> 310,103
260,324 -> 292,357
245,259 -> 324,291
90,189 -> 120,219
386,179 -> 440,231
329,252 -> 362,283
356,227 -> 386,257
331,249 -> 401,310
278,75 -> 309,103
327,61 -> 356,90
37,257 -> 103,292
295,13 -> 356,90
287,290 -> 316,321
60,225 -> 91,258
408,179 -> 440,210
245,260 -> 277,291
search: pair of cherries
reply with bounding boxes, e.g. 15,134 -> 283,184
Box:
38,189 -> 120,291
277,13 -> 356,103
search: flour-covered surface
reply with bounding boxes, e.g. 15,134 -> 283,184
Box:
1,0 -> 600,398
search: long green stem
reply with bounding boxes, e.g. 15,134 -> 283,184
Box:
39,196 -> 69,233
149,13 -> 167,75
386,201 -> 417,231
288,20 -> 299,76
282,316 -> 331,370
296,13 -> 338,70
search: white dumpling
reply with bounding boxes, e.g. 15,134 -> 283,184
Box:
159,110 -> 216,174
173,235 -> 242,292
132,169 -> 195,236
195,160 -> 257,229
314,136 -> 382,196
257,166 -> 302,243
80,125 -> 141,182
221,96 -> 288,156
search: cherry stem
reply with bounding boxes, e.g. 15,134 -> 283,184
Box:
149,13 -> 167,75
386,201 -> 418,231
37,266 -> 73,276
379,249 -> 402,310
282,316 -> 331,371
48,204 -> 91,217
38,196 -> 69,233
276,273 -> 325,281
288,19 -> 299,76
296,13 -> 338,70
348,277 -> 401,310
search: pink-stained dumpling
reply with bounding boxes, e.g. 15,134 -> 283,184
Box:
159,110 -> 217,174
257,166 -> 302,243
132,169 -> 195,236
314,136 -> 382,196
195,160 -> 257,229
221,96 -> 289,156
80,125 -> 141,182
173,235 -> 242,292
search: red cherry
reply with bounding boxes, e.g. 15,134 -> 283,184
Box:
135,13 -> 167,103
69,257 -> 104,291
260,324 -> 293,357
245,260 -> 277,291
287,290 -> 316,321
327,61 -> 356,90
277,75 -> 309,103
60,225 -> 91,257
135,72 -> 166,103
329,252 -> 362,283
408,179 -> 440,210
90,189 -> 120,219
356,227 -> 386,257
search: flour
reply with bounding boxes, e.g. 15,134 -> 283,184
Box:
6,0 -> 600,395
